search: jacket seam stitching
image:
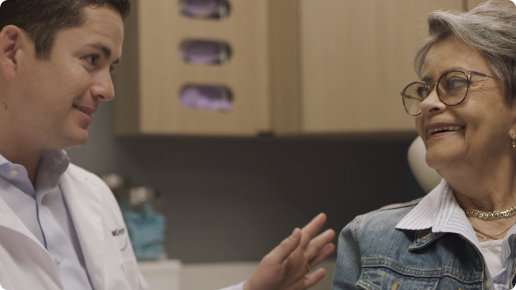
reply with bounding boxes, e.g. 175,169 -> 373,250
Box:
360,259 -> 484,282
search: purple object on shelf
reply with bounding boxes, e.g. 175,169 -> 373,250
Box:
180,40 -> 231,65
179,0 -> 230,20
180,85 -> 233,111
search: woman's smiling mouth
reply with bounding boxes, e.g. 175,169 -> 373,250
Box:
427,125 -> 464,136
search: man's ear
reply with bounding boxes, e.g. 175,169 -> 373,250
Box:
0,25 -> 26,81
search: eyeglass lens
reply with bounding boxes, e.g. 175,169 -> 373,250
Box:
402,71 -> 468,116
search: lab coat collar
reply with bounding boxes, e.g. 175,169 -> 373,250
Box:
60,165 -> 105,290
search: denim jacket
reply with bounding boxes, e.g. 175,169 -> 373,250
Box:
330,199 -> 516,290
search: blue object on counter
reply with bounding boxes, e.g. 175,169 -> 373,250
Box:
123,202 -> 166,260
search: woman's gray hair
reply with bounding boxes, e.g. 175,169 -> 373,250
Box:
414,0 -> 516,105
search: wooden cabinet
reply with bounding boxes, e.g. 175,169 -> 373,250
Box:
467,0 -> 486,9
114,0 -> 464,136
114,0 -> 299,136
467,0 -> 512,10
299,0 -> 464,133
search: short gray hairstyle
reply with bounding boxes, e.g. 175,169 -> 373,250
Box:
414,0 -> 516,105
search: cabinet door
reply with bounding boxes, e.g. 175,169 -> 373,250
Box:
468,0 -> 512,10
300,0 -> 464,133
115,0 -> 272,136
467,0 -> 486,9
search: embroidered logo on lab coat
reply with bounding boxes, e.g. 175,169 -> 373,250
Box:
111,227 -> 129,251
111,227 -> 126,236
119,237 -> 128,251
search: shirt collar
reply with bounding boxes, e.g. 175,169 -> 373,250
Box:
395,178 -> 516,249
0,150 -> 68,197
0,150 -> 70,188
0,150 -> 70,173
395,179 -> 476,237
395,179 -> 450,230
0,153 -> 11,167
38,150 -> 70,175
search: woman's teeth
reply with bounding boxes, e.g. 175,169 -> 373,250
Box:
427,126 -> 463,136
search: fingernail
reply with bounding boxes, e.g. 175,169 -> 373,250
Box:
290,228 -> 301,240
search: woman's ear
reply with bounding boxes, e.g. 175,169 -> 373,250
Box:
0,25 -> 26,81
509,127 -> 516,141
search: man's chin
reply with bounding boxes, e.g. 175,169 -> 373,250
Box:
60,132 -> 89,150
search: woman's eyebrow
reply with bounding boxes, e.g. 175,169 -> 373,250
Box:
420,66 -> 467,82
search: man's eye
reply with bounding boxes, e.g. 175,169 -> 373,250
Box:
86,55 -> 98,65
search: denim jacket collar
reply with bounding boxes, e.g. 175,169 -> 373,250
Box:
409,231 -> 447,252
395,179 -> 516,287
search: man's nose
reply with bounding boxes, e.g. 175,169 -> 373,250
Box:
91,71 -> 115,102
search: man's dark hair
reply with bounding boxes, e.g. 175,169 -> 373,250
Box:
0,0 -> 130,59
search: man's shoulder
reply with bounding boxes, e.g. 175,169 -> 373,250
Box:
65,162 -> 99,178
64,163 -> 111,191
63,163 -> 122,213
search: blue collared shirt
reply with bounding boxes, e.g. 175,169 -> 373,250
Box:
0,151 -> 93,290
396,179 -> 516,290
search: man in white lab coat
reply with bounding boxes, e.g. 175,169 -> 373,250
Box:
0,0 -> 335,289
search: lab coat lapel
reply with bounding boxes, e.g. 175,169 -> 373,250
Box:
0,177 -> 64,289
0,177 -> 47,251
60,170 -> 105,290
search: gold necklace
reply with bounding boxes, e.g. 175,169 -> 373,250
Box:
472,219 -> 516,242
463,206 -> 516,220
474,231 -> 496,242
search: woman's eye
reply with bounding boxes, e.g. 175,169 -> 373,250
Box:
447,78 -> 467,90
416,87 -> 427,99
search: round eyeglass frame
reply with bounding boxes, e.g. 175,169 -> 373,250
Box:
400,70 -> 498,116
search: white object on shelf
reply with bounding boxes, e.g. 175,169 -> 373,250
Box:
138,259 -> 182,290
407,136 -> 441,193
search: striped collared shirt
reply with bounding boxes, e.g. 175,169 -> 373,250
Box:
396,179 -> 516,290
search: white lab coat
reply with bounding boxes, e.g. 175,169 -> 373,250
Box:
0,163 -> 149,290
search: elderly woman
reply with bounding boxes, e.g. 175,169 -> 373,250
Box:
331,1 -> 516,289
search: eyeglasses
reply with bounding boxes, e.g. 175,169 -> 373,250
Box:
401,70 -> 498,116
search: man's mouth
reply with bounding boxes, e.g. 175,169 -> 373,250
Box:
427,126 -> 464,136
72,104 -> 92,116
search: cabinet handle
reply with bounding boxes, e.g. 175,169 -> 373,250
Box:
179,85 -> 233,111
180,40 -> 231,65
179,0 -> 230,20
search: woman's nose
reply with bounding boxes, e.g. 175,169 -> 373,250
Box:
420,86 -> 446,115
